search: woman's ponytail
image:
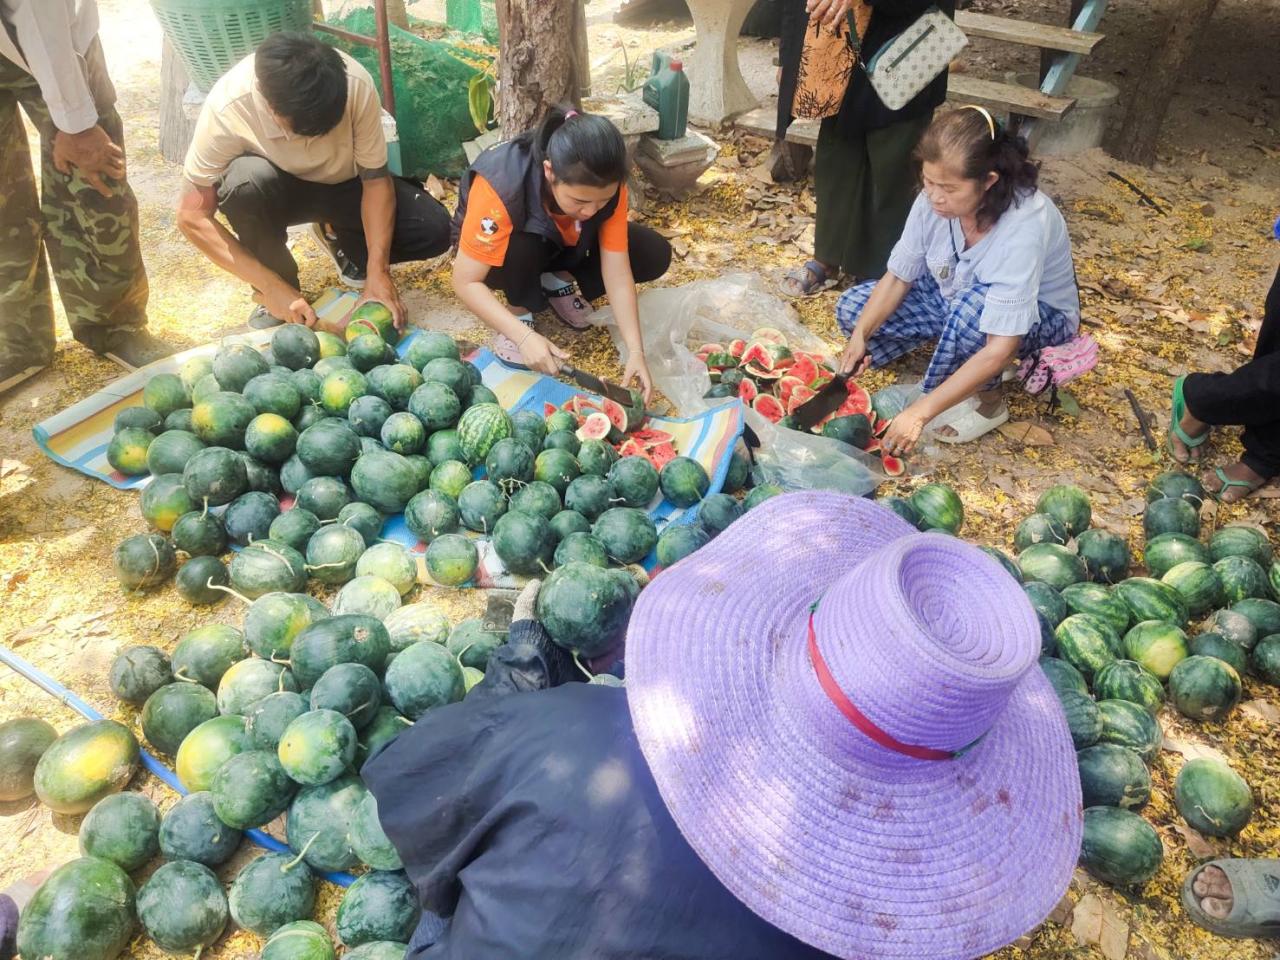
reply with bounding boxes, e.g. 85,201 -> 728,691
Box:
515,103 -> 628,188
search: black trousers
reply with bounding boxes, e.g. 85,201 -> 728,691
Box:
1184,263 -> 1280,477
215,155 -> 451,289
484,222 -> 672,313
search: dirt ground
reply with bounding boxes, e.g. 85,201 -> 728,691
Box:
2,1 -> 1279,958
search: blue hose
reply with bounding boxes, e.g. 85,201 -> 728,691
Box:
0,644 -> 355,887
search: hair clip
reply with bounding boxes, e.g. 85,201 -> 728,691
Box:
565,109 -> 579,120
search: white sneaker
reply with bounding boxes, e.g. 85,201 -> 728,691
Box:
308,223 -> 366,289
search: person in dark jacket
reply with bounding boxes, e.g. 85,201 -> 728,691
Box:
451,105 -> 670,398
778,0 -> 954,297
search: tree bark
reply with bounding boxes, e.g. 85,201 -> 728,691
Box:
159,38 -> 197,165
572,0 -> 591,98
496,0 -> 580,136
1112,0 -> 1219,166
385,0 -> 410,30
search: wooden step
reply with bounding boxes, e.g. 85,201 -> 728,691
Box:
946,74 -> 1076,121
956,11 -> 1104,55
734,106 -> 821,146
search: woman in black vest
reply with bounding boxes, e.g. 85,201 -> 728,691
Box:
451,106 -> 671,398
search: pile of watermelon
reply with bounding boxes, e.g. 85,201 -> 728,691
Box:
696,327 -> 904,476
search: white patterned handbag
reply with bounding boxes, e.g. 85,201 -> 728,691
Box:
863,7 -> 968,111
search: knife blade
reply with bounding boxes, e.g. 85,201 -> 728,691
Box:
789,373 -> 850,431
560,365 -> 634,406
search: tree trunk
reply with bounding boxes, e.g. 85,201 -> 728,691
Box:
1112,0 -> 1219,166
159,38 -> 198,165
572,0 -> 591,98
495,0 -> 580,136
385,0 -> 410,30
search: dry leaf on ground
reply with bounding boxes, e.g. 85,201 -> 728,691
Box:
1071,893 -> 1131,960
996,422 -> 1055,446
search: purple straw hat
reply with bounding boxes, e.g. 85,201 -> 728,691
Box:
626,491 -> 1083,960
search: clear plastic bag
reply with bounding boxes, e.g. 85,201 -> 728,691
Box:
593,273 -> 885,496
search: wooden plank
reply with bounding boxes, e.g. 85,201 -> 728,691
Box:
956,11 -> 1103,55
733,106 -> 821,146
946,74 -> 1075,121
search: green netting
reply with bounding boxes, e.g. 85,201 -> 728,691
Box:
325,8 -> 495,178
445,0 -> 498,43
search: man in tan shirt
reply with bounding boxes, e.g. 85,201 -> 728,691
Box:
177,32 -> 450,329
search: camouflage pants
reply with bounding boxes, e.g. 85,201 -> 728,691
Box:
0,40 -> 147,369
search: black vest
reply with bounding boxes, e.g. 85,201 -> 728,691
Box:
451,138 -> 622,267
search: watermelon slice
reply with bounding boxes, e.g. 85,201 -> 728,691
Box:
728,339 -> 747,359
570,395 -> 602,416
647,441 -> 677,470
738,379 -> 758,403
601,398 -> 630,433
631,427 -> 674,448
763,344 -> 794,370
777,376 -> 805,405
785,386 -> 817,416
843,380 -> 872,416
616,438 -> 646,458
864,438 -> 882,453
543,402 -> 560,418
881,455 -> 906,477
742,362 -> 783,380
705,352 -> 738,371
741,342 -> 774,370
576,412 -> 612,441
789,355 -> 819,386
873,416 -> 891,438
696,343 -> 725,358
750,327 -> 788,346
753,395 -> 786,423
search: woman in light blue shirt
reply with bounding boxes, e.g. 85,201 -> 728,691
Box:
835,107 -> 1083,455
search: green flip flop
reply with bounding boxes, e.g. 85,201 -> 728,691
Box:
1168,374 -> 1209,463
1183,858 -> 1280,939
1209,467 -> 1263,503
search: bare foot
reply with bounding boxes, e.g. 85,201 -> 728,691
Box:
1170,409 -> 1209,464
1193,864 -> 1234,920
1203,461 -> 1267,503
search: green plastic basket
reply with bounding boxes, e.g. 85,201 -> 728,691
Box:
151,0 -> 315,92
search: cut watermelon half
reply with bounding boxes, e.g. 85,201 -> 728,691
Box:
576,412 -> 612,441
570,394 -> 602,415
741,342 -> 774,370
749,327 -> 788,346
738,378 -> 758,403
789,355 -> 819,386
616,437 -> 646,458
543,401 -> 560,418
764,344 -> 794,370
842,380 -> 872,416
785,386 -> 817,416
647,441 -> 677,470
743,361 -> 783,380
601,398 -> 630,433
873,416 -> 891,438
776,376 -> 805,405
631,427 -> 674,448
696,342 -> 725,358
753,395 -> 786,423
728,339 -> 747,359
881,455 -> 906,477
863,438 -> 882,453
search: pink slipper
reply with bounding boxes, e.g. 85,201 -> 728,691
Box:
542,276 -> 594,330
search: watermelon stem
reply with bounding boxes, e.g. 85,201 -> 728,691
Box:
285,832 -> 320,872
305,561 -> 348,571
206,580 -> 253,606
537,559 -> 553,576
172,668 -> 198,684
571,652 -> 593,681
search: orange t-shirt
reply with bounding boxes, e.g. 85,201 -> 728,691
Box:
459,174 -> 629,267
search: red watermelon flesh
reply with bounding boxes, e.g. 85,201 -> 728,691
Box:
741,343 -> 774,370
647,441 -> 677,470
842,381 -> 872,416
696,343 -> 725,357
577,412 -> 612,441
753,395 -> 786,423
785,386 -> 818,416
728,339 -> 747,359
776,376 -> 805,404
764,345 -> 794,370
738,379 -> 758,403
601,398 -> 630,432
543,402 -> 560,418
873,416 -> 890,437
881,455 -> 906,477
632,427 -> 674,448
789,355 -> 820,386
750,328 -> 788,346
616,438 -> 646,458
742,362 -> 783,380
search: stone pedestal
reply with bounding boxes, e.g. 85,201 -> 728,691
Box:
685,0 -> 759,126
634,130 -> 717,198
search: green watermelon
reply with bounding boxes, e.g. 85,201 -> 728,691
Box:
272,323 -> 322,370
659,457 -> 710,508
310,664 -> 382,732
78,792 -> 160,872
608,456 -> 660,508
305,525 -> 366,585
1018,543 -> 1086,590
1092,660 -> 1165,714
285,775 -> 369,872
909,482 -> 964,534
171,624 -> 245,689
347,302 -> 400,345
291,615 -> 390,688
698,493 -> 744,536
191,391 -> 257,448
263,920 -> 336,960
382,603 -> 451,652
348,334 -> 393,373
408,381 -> 462,433
1206,608 -> 1259,650
1036,484 -> 1092,537
280,454 -> 318,494
141,682 -> 218,756
1075,529 -> 1130,584
319,368 -> 369,417
1161,561 -> 1225,617
1077,743 -> 1151,809
404,454 -> 432,491
212,748 -> 296,828
1188,632 -> 1249,677
577,438 -> 618,477
242,413 -> 297,465
405,330 -> 459,370
1174,758 -> 1253,837
1214,555 -> 1270,604
425,533 -> 480,586
1060,583 -> 1131,635
314,356 -> 356,378
165,407 -> 196,433
1079,806 -> 1163,887
1059,690 -> 1102,749
278,710 -> 357,786
485,437 -> 536,492
879,495 -> 921,528
243,591 -> 328,661
175,715 -> 249,792
723,445 -> 751,494
216,657 -> 297,716
491,510 -> 554,574
245,374 -> 303,420
983,548 -> 1024,582
108,645 -> 172,704
1024,582 -> 1068,628
140,474 -> 196,532
537,561 -> 636,657
116,406 -> 163,433
821,413 -> 872,448
380,411 -> 426,455
1250,635 -> 1280,685
176,555 -> 230,604
351,448 -> 420,513
146,430 -> 205,476
1114,577 -> 1189,628
246,691 -> 310,752
356,707 -> 413,769
1143,533 -> 1209,578
422,357 -> 472,403
424,429 -> 464,468
555,532 -> 610,568
1143,496 -> 1199,540
1039,656 -> 1088,697
107,426 -> 153,476
534,448 -> 581,496
549,509 -> 591,542
446,621 -> 502,670
16,858 -> 137,960
510,479 -> 562,519
337,501 -> 385,547
458,480 -> 509,533
1146,470 -> 1205,507
457,402 -> 512,463
563,475 -> 612,521
1096,699 -> 1163,764
183,445 -> 249,506
34,719 -> 140,815
350,791 -> 402,871
593,507 -> 659,565
367,364 -> 424,411
383,641 -> 465,719
404,489 -> 460,543
296,418 -> 362,477
509,409 -> 547,451
345,943 -> 412,960
171,508 -> 228,557
223,491 -> 282,545
158,791 -> 242,866
113,532 -> 177,591
1121,620 -> 1188,680
356,542 -> 419,596
656,524 -> 710,567
0,717 -> 57,802
143,372 -> 190,418
1209,524 -> 1273,567
1168,655 -> 1242,720
337,871 -> 420,947
213,341 -> 270,391
228,851 -> 316,936
1230,598 -> 1280,639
